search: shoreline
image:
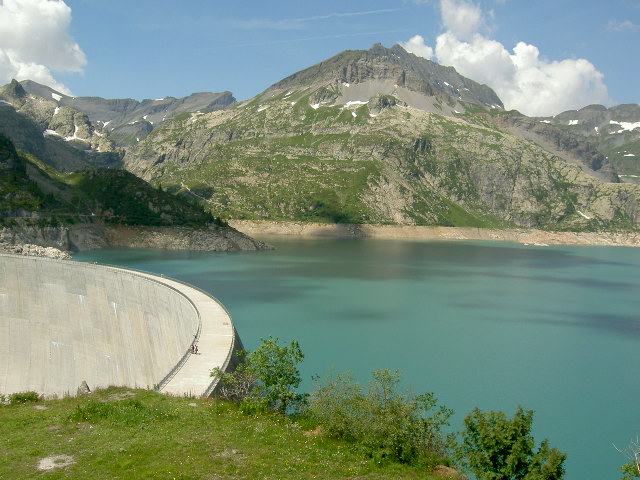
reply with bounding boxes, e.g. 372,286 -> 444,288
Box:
229,220 -> 640,248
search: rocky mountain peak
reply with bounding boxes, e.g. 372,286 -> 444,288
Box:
0,79 -> 28,105
262,43 -> 503,111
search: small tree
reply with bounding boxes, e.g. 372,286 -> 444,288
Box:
211,336 -> 305,414
458,406 -> 566,480
247,336 -> 305,413
616,438 -> 640,480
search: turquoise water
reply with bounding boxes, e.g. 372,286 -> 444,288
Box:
74,238 -> 640,480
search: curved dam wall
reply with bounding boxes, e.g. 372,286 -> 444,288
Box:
0,254 -> 227,397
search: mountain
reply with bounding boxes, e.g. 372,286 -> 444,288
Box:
0,133 -> 266,252
18,80 -> 236,146
0,132 -> 220,226
0,78 -> 236,172
261,43 -> 503,113
123,44 -> 639,232
0,80 -> 122,172
539,104 -> 640,183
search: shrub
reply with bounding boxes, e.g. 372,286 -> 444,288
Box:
307,369 -> 453,466
458,406 -> 566,480
8,391 -> 40,404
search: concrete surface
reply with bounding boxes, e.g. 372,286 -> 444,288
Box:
0,254 -> 240,397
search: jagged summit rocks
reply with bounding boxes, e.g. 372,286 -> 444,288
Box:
262,43 -> 503,114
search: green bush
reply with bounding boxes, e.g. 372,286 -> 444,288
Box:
7,391 -> 40,404
307,369 -> 453,466
212,337 -> 305,414
458,406 -> 566,480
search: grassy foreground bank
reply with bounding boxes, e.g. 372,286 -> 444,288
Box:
1,387 -> 438,479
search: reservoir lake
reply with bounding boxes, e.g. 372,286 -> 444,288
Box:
74,237 -> 640,480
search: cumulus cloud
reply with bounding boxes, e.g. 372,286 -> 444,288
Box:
0,0 -> 85,94
401,0 -> 611,116
400,35 -> 434,59
439,0 -> 484,41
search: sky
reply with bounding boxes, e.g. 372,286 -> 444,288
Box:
0,0 -> 638,116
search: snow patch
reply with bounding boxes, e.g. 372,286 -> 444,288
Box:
43,129 -> 60,137
51,92 -> 61,102
343,82 -> 350,87
594,126 -> 599,133
539,120 -> 551,124
310,103 -> 320,110
344,100 -> 368,107
290,101 -> 296,106
143,114 -> 148,120
63,124 -> 83,142
609,120 -> 640,133
568,119 -> 579,125
369,113 -> 378,118
53,106 -> 60,116
351,111 -> 357,118
444,81 -> 451,87
453,110 -> 461,114
576,210 -> 591,220
257,105 -> 268,112
0,99 -> 9,104
620,174 -> 640,178
624,153 -> 636,157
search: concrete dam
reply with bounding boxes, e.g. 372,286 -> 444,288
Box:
0,253 -> 241,397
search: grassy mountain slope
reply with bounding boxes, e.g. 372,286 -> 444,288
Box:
0,134 -> 220,228
125,86 -> 640,232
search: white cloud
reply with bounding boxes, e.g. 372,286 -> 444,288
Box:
440,0 -> 484,41
0,0 -> 85,94
606,20 -> 640,32
400,35 -> 434,60
401,0 -> 612,116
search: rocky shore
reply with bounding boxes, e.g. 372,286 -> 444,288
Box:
0,242 -> 71,259
0,222 -> 270,257
229,220 -> 640,248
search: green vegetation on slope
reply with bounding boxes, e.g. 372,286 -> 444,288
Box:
0,387 -> 440,480
0,134 -> 222,228
126,91 -> 639,232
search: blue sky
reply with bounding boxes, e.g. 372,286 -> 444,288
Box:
1,0 -> 638,116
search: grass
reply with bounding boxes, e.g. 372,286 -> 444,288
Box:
0,387 -> 439,480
